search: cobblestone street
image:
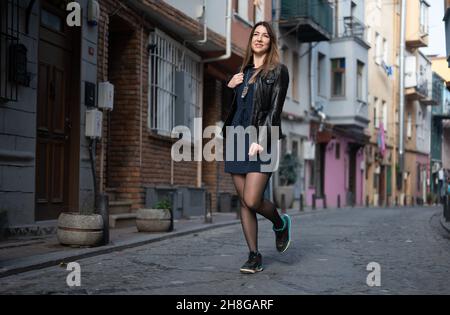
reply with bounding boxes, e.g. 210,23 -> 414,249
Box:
0,206 -> 449,295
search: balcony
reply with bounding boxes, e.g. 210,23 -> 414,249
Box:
405,0 -> 429,48
279,0 -> 333,42
323,100 -> 370,130
405,51 -> 433,102
342,16 -> 366,41
432,86 -> 450,118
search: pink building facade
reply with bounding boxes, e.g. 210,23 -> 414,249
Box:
306,132 -> 366,208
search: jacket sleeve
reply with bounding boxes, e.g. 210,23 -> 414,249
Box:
258,64 -> 289,146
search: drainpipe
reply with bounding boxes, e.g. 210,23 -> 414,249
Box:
399,0 -> 406,187
201,0 -> 232,63
197,0 -> 208,45
309,43 -> 315,115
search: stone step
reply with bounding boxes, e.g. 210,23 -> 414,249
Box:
109,200 -> 132,214
109,213 -> 137,229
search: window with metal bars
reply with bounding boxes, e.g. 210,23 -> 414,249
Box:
148,30 -> 202,138
0,0 -> 20,103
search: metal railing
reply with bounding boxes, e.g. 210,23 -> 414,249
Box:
342,16 -> 366,39
280,0 -> 333,35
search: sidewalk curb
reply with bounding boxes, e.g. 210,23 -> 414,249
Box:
439,215 -> 450,234
0,219 -> 242,279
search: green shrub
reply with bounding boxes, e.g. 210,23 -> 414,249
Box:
154,198 -> 172,210
278,153 -> 300,186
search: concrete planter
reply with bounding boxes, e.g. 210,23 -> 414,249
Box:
274,186 -> 295,209
57,213 -> 103,247
136,208 -> 171,232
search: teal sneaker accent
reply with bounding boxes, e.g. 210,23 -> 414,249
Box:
274,214 -> 291,253
272,215 -> 286,232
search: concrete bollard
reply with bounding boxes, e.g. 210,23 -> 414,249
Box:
444,195 -> 450,222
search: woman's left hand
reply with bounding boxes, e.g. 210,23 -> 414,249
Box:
248,143 -> 264,157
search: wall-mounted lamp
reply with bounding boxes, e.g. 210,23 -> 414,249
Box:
88,0 -> 100,26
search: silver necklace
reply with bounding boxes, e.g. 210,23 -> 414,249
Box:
241,70 -> 251,99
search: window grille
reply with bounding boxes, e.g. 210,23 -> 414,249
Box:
0,0 -> 20,103
148,29 -> 202,137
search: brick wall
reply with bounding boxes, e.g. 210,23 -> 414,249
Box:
202,71 -> 236,212
96,0 -> 200,211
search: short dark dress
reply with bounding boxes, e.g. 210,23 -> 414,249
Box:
224,67 -> 273,176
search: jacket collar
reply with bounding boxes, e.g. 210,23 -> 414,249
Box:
243,63 -> 256,71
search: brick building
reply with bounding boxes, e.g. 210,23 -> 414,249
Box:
96,0 -> 271,226
0,0 -> 271,235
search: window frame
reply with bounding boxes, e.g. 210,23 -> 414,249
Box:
148,29 -> 203,138
318,52 -> 326,97
331,58 -> 346,98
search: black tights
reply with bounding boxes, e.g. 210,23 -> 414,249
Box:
232,173 -> 284,253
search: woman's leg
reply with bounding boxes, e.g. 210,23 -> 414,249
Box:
243,172 -> 284,230
231,174 -> 258,252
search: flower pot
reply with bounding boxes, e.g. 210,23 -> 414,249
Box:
274,185 -> 295,209
136,208 -> 171,232
57,213 -> 103,247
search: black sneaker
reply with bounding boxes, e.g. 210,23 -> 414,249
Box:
273,214 -> 291,253
240,251 -> 263,274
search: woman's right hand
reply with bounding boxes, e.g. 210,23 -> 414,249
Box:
227,72 -> 244,89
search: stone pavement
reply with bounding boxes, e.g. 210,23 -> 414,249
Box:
1,205 -> 448,282
0,205 -> 449,295
0,208 -> 312,278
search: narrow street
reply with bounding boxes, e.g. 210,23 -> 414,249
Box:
0,206 -> 449,295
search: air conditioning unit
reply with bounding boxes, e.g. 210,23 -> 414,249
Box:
405,56 -> 417,88
303,141 -> 315,160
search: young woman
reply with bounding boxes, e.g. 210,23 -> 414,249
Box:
221,21 -> 291,274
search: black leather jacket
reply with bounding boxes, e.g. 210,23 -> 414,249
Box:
221,63 -> 289,146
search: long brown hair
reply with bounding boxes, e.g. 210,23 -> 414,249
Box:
240,21 -> 280,83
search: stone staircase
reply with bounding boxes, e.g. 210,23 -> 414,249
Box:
106,188 -> 137,229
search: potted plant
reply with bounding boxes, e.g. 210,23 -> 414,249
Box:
57,206 -> 104,247
274,153 -> 300,209
136,198 -> 173,232
57,140 -> 104,247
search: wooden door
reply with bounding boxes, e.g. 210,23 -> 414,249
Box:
35,2 -> 76,220
348,146 -> 357,206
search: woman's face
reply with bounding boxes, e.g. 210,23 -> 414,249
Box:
251,25 -> 271,56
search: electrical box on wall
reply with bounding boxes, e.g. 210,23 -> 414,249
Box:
85,109 -> 103,138
98,81 -> 114,110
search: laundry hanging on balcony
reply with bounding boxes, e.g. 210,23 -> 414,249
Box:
381,61 -> 393,78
